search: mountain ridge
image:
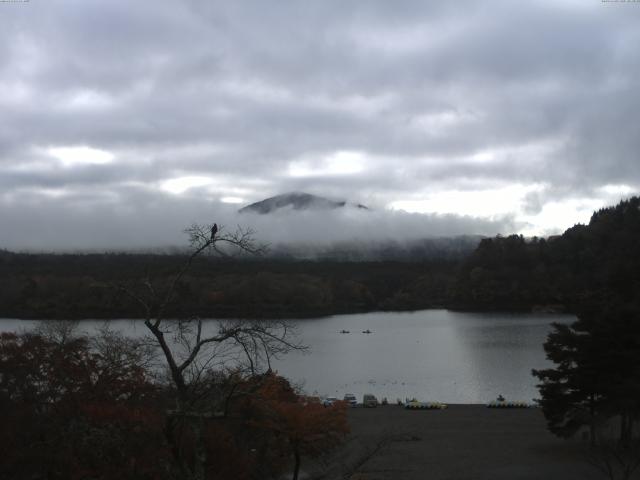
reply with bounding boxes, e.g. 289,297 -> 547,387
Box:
238,192 -> 368,214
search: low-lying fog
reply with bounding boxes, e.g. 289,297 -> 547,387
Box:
1,194 -> 515,253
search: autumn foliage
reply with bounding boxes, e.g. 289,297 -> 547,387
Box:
167,372 -> 350,480
0,333 -> 349,480
0,331 -> 166,480
239,373 -> 350,479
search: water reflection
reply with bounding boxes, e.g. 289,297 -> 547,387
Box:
271,310 -> 574,403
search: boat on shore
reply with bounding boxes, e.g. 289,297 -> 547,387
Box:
405,400 -> 447,410
486,400 -> 532,408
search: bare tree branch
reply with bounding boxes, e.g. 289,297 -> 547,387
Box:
112,222 -> 302,480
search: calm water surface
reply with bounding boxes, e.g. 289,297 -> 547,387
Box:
0,309 -> 573,404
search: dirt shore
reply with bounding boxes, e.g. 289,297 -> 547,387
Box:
314,405 -> 608,480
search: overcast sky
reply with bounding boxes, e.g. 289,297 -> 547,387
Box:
1,0 -> 639,250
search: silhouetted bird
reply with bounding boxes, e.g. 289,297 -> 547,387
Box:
211,223 -> 218,241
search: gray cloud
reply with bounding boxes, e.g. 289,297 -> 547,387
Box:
0,0 -> 639,250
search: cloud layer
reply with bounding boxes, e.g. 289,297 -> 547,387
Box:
1,0 -> 639,250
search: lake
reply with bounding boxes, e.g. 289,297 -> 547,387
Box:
0,309 -> 573,404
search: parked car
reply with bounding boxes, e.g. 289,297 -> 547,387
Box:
322,396 -> 338,407
363,394 -> 378,407
343,393 -> 358,407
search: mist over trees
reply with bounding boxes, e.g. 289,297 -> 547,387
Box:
0,197 -> 510,252
2,197 -> 639,319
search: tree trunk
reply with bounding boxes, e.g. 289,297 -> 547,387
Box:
164,415 -> 185,474
589,397 -> 596,447
192,417 -> 207,480
164,392 -> 208,480
292,443 -> 301,480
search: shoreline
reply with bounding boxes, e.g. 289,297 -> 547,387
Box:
2,305 -> 574,322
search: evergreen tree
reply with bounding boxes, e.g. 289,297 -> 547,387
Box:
533,302 -> 640,445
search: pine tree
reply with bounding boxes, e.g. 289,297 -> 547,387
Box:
533,302 -> 640,445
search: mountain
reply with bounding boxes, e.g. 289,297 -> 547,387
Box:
238,192 -> 368,214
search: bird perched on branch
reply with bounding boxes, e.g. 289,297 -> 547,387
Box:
210,223 -> 218,241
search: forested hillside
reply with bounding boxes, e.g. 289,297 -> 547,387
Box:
450,196 -> 640,311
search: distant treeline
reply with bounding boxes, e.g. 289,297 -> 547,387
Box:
1,196 -> 638,319
0,253 -> 457,319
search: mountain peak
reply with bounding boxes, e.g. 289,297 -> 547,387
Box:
238,192 -> 368,214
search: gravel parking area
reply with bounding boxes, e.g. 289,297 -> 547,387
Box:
314,405 -> 607,480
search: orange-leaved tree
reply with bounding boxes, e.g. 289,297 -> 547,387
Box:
242,372 -> 350,480
0,330 -> 166,480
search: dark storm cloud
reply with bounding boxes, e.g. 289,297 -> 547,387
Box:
0,0 -> 639,249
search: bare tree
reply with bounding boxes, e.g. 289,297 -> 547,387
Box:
34,319 -> 80,346
115,223 -> 305,480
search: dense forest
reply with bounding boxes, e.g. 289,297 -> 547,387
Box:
451,196 -> 640,312
1,196 -> 638,319
0,253 -> 457,319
